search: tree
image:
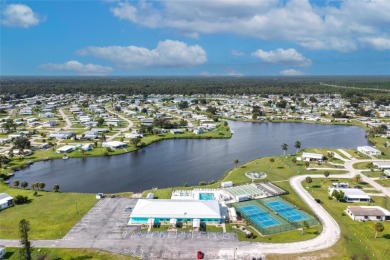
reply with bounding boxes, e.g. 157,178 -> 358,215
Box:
130,137 -> 142,148
13,137 -> 31,150
331,189 -> 345,202
53,184 -> 60,192
353,174 -> 362,184
96,117 -> 105,127
206,106 -> 217,115
269,158 -> 275,169
21,181 -> 28,189
294,141 -> 301,154
304,161 -> 310,169
0,154 -> 10,168
302,220 -> 310,234
19,219 -> 33,260
373,222 -> 384,238
3,119 -> 17,133
292,158 -> 297,165
13,179 -> 20,188
38,182 -> 45,190
177,101 -> 189,109
281,143 -> 288,155
323,171 -> 330,179
234,159 -> 239,168
305,177 -> 313,185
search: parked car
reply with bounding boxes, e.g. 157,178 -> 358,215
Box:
197,251 -> 204,259
354,186 -> 362,189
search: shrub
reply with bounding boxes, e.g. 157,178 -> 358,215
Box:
14,195 -> 29,205
198,181 -> 207,186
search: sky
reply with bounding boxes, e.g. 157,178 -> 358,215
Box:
1,0 -> 389,76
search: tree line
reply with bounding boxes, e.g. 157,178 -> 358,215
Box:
1,76 -> 389,101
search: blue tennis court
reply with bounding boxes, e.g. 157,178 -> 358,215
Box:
238,205 -> 280,228
265,200 -> 309,222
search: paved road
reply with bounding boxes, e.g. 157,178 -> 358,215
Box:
59,108 -> 72,129
0,174 -> 342,259
105,108 -> 134,141
344,159 -> 390,197
1,155 -> 388,258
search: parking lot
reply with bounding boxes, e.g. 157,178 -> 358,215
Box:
63,197 -> 139,241
63,197 -> 237,242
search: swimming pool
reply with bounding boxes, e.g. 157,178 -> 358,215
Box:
238,205 -> 280,228
265,200 -> 309,222
199,193 -> 215,200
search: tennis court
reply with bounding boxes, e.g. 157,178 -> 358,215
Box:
238,205 -> 280,228
265,200 -> 309,222
225,184 -> 263,198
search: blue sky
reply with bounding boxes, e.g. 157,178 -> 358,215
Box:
1,0 -> 389,76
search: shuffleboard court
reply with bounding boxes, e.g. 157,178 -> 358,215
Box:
238,205 -> 280,228
265,200 -> 309,222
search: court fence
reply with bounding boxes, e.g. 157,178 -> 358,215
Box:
232,199 -> 319,235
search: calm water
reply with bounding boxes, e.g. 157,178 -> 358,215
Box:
12,122 -> 369,193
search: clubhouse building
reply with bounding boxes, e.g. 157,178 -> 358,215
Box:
128,199 -> 223,226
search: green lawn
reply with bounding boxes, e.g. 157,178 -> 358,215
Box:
305,178 -> 390,259
226,224 -> 322,243
2,248 -> 137,260
375,179 -> 390,187
361,171 -> 386,178
369,137 -> 390,159
352,161 -> 373,169
0,184 -> 97,239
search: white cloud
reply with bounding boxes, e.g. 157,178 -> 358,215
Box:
1,4 -> 42,28
231,50 -> 245,57
77,40 -> 207,69
109,0 -> 390,52
252,48 -> 312,67
279,69 -> 305,76
360,37 -> 390,51
40,61 -> 113,75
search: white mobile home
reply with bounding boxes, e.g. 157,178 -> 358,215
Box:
102,141 -> 127,149
357,146 -> 381,156
301,152 -> 324,161
373,162 -> 390,170
221,181 -> 233,188
56,145 -> 76,154
0,193 -> 14,210
329,188 -> 371,202
346,206 -> 390,221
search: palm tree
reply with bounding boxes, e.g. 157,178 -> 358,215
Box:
373,222 -> 384,238
269,158 -> 275,169
233,159 -> 239,168
353,174 -> 362,184
53,184 -> 60,192
13,179 -> 20,188
281,143 -> 288,155
294,141 -> 301,154
21,181 -> 28,189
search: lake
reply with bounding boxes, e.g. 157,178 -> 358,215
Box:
12,121 -> 369,193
